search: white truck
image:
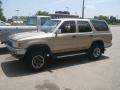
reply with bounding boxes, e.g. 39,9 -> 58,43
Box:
0,16 -> 50,43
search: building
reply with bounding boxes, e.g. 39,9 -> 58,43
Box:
50,14 -> 79,19
7,16 -> 27,25
50,11 -> 79,19
55,11 -> 70,15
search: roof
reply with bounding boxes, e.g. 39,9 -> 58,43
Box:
51,18 -> 106,22
52,18 -> 91,21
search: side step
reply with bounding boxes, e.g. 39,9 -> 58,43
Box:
51,49 -> 88,59
57,52 -> 86,59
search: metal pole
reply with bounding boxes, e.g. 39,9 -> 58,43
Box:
82,0 -> 85,19
66,6 -> 69,12
16,10 -> 19,18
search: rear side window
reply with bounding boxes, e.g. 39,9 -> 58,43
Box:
91,20 -> 109,31
77,21 -> 92,32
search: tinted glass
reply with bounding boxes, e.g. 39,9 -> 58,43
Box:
77,21 -> 92,32
40,20 -> 60,33
41,17 -> 50,25
59,21 -> 76,33
91,20 -> 109,31
27,17 -> 37,26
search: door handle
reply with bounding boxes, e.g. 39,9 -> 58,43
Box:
72,35 -> 76,38
89,35 -> 93,37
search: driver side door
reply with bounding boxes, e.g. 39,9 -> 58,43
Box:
53,20 -> 78,53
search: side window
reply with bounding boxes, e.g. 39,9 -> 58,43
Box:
41,17 -> 50,25
77,21 -> 92,32
91,20 -> 109,31
59,21 -> 76,33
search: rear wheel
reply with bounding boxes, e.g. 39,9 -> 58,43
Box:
88,44 -> 103,60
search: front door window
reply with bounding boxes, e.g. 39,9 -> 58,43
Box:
59,21 -> 76,33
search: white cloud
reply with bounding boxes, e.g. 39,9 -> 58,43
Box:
86,5 -> 95,8
85,0 -> 113,9
52,0 -> 68,4
86,0 -> 113,4
48,0 -> 70,6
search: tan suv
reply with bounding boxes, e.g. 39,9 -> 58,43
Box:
7,18 -> 112,71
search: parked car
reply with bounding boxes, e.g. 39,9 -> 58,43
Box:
0,16 -> 50,43
0,21 -> 11,26
7,18 -> 112,71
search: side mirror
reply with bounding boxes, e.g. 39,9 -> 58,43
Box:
55,29 -> 61,34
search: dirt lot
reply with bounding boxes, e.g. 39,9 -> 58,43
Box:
0,25 -> 120,90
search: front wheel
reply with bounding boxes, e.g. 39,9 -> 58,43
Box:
87,44 -> 102,60
26,51 -> 48,71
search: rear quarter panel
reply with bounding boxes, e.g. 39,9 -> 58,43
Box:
92,31 -> 112,48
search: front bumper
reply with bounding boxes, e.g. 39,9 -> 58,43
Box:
7,45 -> 26,59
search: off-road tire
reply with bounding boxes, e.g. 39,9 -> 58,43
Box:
25,50 -> 48,71
88,44 -> 103,60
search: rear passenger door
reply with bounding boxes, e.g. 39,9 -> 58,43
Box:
75,21 -> 93,50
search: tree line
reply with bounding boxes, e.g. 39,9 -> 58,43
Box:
94,15 -> 120,25
35,11 -> 120,25
0,0 -> 6,21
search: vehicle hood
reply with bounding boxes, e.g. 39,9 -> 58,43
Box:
9,31 -> 52,41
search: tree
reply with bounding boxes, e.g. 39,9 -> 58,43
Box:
0,0 -> 6,21
94,15 -> 109,22
36,11 -> 49,16
20,16 -> 28,21
94,15 -> 120,25
110,16 -> 117,24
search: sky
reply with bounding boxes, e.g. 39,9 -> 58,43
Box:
2,0 -> 120,19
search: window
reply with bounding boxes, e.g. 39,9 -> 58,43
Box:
27,17 -> 37,26
41,17 -> 50,25
91,20 -> 109,31
77,21 -> 92,32
59,21 -> 76,33
40,20 -> 61,33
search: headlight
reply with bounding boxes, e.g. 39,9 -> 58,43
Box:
7,39 -> 22,48
12,41 -> 18,48
11,41 -> 21,48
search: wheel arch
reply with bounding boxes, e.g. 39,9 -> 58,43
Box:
25,44 -> 52,55
91,40 -> 105,53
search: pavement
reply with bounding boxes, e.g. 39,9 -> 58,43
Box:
0,25 -> 120,90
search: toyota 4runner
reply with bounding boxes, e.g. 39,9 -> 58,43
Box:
7,19 -> 112,71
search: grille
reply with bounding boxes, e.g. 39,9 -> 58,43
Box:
7,40 -> 13,47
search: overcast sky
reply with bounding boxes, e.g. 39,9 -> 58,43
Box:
2,0 -> 120,19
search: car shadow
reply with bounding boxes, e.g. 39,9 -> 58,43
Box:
1,54 -> 109,77
0,47 -> 9,55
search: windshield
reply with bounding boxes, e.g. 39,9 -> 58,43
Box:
41,17 -> 50,25
27,17 -> 37,26
40,20 -> 61,33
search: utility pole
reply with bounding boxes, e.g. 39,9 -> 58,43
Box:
16,10 -> 19,17
82,0 -> 85,19
16,10 -> 20,20
65,6 -> 69,12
